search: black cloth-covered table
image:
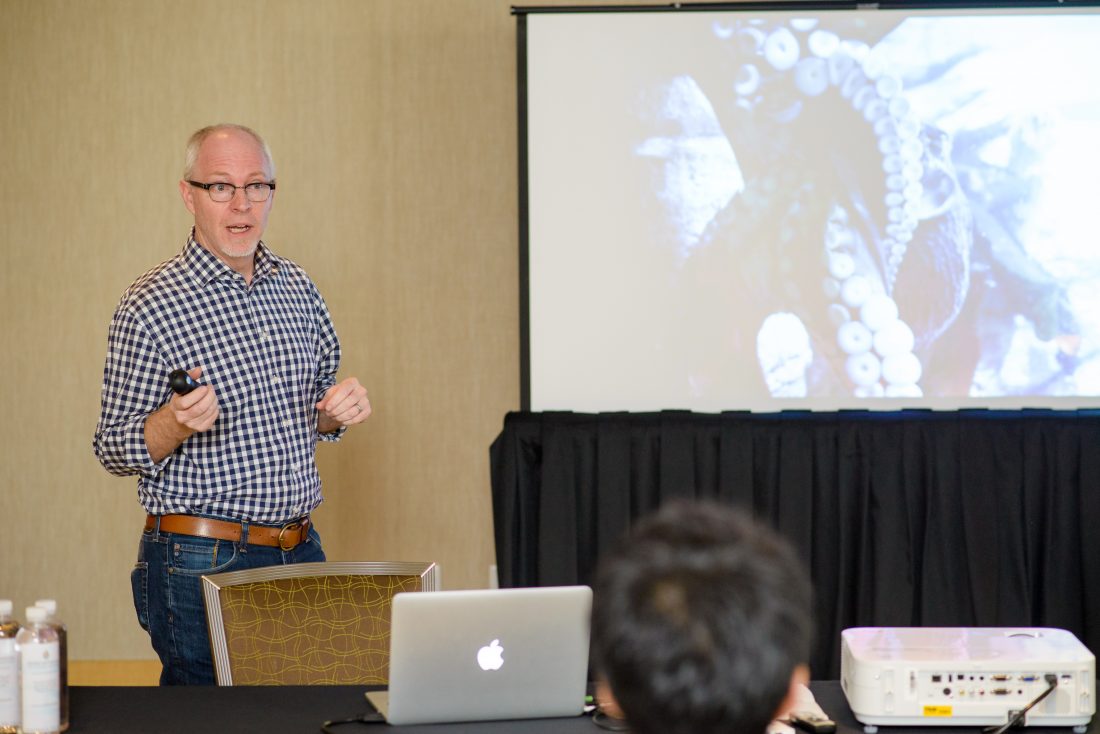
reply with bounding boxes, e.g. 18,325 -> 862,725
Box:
67,682 -> 1098,733
68,684 -> 589,733
491,410 -> 1100,679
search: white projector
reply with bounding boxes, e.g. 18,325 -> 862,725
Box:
841,628 -> 1095,732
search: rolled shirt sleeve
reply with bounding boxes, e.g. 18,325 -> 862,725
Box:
93,302 -> 173,477
311,281 -> 347,443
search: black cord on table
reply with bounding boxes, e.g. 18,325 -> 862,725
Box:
319,710 -> 385,732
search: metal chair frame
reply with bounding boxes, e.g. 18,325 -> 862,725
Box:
202,560 -> 440,685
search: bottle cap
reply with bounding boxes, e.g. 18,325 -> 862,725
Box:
0,599 -> 11,616
35,599 -> 57,616
25,606 -> 48,623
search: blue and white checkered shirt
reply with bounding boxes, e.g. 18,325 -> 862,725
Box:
93,233 -> 345,524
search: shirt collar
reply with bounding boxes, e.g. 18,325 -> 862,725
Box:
182,228 -> 278,287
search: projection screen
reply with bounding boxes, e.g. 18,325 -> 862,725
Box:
519,1 -> 1100,412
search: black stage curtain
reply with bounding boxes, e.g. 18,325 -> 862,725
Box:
490,410 -> 1100,679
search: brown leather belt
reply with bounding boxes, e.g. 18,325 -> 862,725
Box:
144,514 -> 311,551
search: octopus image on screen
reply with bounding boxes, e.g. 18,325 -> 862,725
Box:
643,13 -> 1095,402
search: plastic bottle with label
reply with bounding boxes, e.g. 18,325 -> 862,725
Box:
34,601 -> 67,732
0,600 -> 20,734
15,606 -> 59,734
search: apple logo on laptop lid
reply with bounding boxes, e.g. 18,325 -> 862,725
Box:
477,639 -> 505,671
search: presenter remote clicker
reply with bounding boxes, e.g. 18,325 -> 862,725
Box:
168,369 -> 201,395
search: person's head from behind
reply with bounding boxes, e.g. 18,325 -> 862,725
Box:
591,500 -> 814,734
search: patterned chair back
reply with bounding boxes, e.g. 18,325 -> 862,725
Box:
202,561 -> 440,685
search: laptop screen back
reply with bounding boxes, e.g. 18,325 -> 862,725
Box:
373,585 -> 592,725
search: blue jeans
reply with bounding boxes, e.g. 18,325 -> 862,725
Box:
130,518 -> 326,685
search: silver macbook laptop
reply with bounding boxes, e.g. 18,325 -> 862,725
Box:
366,585 -> 592,725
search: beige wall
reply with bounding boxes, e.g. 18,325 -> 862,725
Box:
0,0 -> 528,659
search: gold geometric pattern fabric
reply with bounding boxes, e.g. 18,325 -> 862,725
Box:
217,573 -> 422,685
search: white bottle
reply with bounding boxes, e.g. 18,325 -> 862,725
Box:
33,601 -> 67,732
15,607 -> 59,734
0,600 -> 19,734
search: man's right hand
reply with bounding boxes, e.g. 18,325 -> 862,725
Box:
145,366 -> 219,462
168,366 -> 219,432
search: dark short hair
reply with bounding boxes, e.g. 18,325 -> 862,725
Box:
591,500 -> 814,734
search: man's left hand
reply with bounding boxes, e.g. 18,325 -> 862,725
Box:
317,377 -> 371,431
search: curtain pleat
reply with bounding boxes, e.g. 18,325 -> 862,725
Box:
490,410 -> 1100,678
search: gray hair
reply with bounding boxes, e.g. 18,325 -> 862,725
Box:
182,123 -> 275,180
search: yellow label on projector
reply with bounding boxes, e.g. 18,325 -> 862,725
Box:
923,706 -> 953,717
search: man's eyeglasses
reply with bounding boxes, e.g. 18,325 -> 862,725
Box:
187,180 -> 276,203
